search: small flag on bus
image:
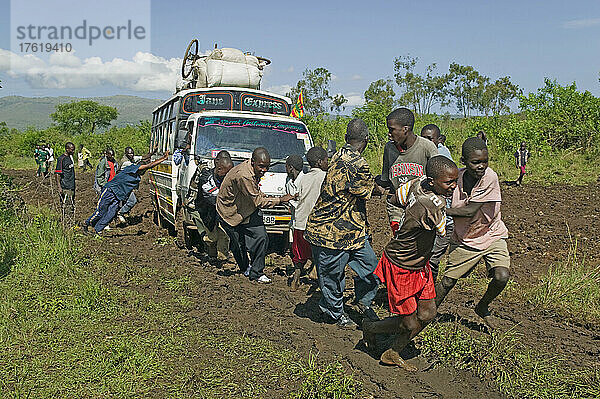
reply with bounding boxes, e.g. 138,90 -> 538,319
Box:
291,89 -> 304,118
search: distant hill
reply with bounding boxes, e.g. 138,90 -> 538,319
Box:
0,95 -> 164,131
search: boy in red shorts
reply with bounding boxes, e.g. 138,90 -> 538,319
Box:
363,155 -> 458,371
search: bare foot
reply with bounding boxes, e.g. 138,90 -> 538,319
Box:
380,349 -> 418,371
362,320 -> 376,351
308,265 -> 318,280
290,269 -> 301,291
474,304 -> 499,331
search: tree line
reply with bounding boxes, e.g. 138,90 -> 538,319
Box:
286,56 -> 521,118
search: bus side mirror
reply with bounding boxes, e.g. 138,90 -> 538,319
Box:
327,140 -> 337,158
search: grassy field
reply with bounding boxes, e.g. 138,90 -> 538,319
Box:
0,175 -> 360,398
3,144 -> 600,186
0,155 -> 38,170
526,238 -> 600,328
418,322 -> 600,399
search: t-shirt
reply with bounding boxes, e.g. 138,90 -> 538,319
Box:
286,171 -> 304,225
383,176 -> 446,270
437,143 -> 453,160
380,141 -> 401,186
514,149 -> 529,167
292,168 -> 326,230
105,164 -> 141,201
451,167 -> 508,250
195,167 -> 224,231
55,154 -> 75,190
36,149 -> 48,163
386,136 -> 438,223
107,160 -> 116,182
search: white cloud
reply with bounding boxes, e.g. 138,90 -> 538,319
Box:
563,18 -> 600,29
351,74 -> 362,80
0,48 -> 181,92
286,66 -> 294,73
340,92 -> 364,107
331,74 -> 338,81
265,84 -> 292,96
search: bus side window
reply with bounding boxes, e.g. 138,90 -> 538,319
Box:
182,121 -> 194,151
169,120 -> 176,153
159,126 -> 164,154
162,126 -> 167,153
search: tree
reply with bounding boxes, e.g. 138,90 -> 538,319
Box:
518,78 -> 600,149
477,76 -> 521,116
394,55 -> 450,115
330,94 -> 348,114
287,67 -> 335,116
50,100 -> 118,135
351,79 -> 396,144
0,122 -> 9,136
364,79 -> 395,110
447,63 -> 488,118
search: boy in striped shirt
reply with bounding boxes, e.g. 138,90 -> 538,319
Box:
363,155 -> 458,371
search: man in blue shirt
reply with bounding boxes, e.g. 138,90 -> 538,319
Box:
84,151 -> 169,234
421,124 -> 452,161
438,134 -> 452,160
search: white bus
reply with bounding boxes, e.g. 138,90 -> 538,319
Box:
148,86 -> 313,251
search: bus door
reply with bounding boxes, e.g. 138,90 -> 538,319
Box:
176,119 -> 198,214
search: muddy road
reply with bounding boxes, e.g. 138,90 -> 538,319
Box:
6,168 -> 600,398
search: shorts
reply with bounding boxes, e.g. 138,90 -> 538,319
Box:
292,229 -> 312,264
519,166 -> 526,174
374,253 -> 435,315
443,239 -> 511,280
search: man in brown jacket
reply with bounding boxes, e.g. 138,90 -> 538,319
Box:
216,147 -> 294,283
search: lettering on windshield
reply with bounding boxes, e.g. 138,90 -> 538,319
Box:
200,117 -> 305,133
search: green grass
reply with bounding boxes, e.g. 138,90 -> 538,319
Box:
0,173 -> 361,398
361,145 -> 600,186
527,235 -> 600,327
419,322 -> 600,399
0,155 -> 37,170
421,246 -> 598,398
491,148 -> 600,186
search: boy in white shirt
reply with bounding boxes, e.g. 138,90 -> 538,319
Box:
289,147 -> 328,291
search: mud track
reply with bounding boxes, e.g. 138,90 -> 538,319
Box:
6,168 -> 600,398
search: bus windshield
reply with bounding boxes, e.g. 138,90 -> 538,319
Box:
194,116 -> 310,160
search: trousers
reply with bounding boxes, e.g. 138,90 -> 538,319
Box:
220,210 -> 268,280
190,210 -> 230,259
311,237 -> 379,321
118,191 -> 137,215
86,188 -> 120,233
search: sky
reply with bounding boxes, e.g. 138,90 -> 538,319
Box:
1,0 -> 600,113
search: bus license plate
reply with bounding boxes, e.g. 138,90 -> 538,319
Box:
263,215 -> 276,225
